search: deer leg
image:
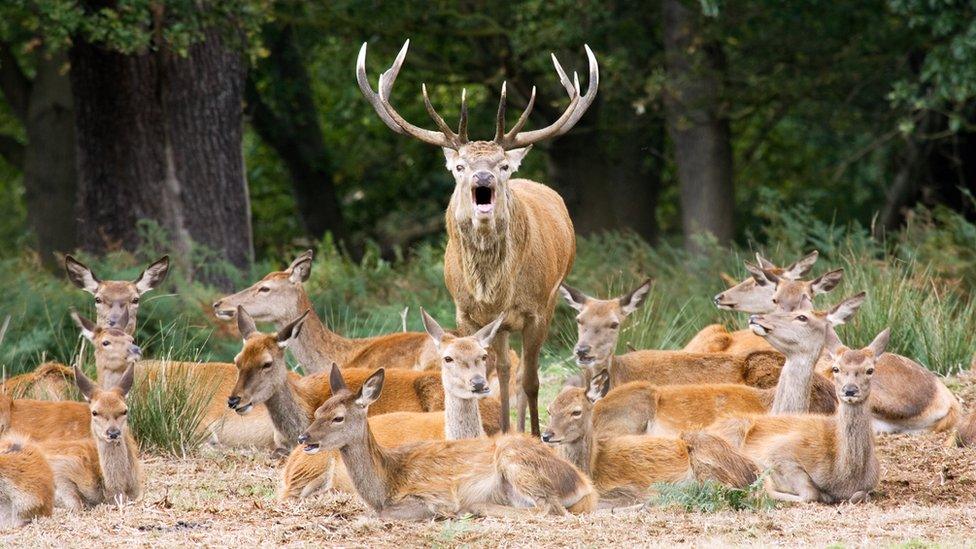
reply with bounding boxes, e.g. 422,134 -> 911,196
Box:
377,497 -> 436,521
490,332 -> 512,433
521,321 -> 548,437
765,459 -> 821,503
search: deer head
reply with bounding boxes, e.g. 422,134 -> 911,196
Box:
227,307 -> 309,415
74,364 -> 134,443
357,40 -> 597,229
71,310 -> 143,372
298,365 -> 385,454
826,328 -> 889,405
542,369 -> 609,444
65,255 -> 170,333
420,308 -> 503,399
713,251 -> 842,313
213,250 -> 313,323
747,292 -> 866,357
559,280 -> 651,367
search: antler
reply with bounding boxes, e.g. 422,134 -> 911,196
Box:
494,44 -> 599,150
357,40 -> 468,149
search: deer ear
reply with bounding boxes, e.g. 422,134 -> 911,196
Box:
559,283 -> 588,312
868,328 -> 891,358
71,310 -> 97,342
826,292 -> 866,326
811,269 -> 843,295
328,363 -> 347,393
73,365 -> 97,401
760,268 -> 781,285
236,306 -> 257,341
783,251 -> 819,280
277,310 -> 309,348
355,368 -> 385,407
824,328 -> 844,360
115,363 -> 136,397
134,255 -> 170,294
420,308 -> 445,346
503,146 -> 532,172
474,314 -> 505,348
586,369 -> 610,403
619,279 -> 652,316
65,255 -> 100,294
744,262 -> 770,286
755,252 -> 775,270
287,251 -> 313,284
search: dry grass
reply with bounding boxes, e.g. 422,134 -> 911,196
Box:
4,377 -> 976,547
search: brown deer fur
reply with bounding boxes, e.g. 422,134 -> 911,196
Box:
0,362 -> 74,400
0,436 -> 54,528
65,254 -> 169,334
949,412 -> 976,447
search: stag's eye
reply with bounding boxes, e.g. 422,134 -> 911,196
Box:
796,315 -> 808,322
258,286 -> 271,293
444,356 -> 454,363
455,165 -> 465,172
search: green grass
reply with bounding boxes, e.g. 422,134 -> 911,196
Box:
651,475 -> 776,513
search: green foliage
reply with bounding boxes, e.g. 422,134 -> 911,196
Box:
127,366 -> 217,456
651,475 -> 776,513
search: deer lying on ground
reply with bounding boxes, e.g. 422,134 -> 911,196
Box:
359,40 -> 597,435
0,436 -> 54,528
297,365 -> 596,518
0,362 -> 74,400
70,310 -> 142,389
65,254 -> 170,334
229,307 -> 455,451
709,254 -> 961,433
278,310 -> 504,500
38,365 -> 142,509
950,413 -> 976,447
542,370 -> 758,507
558,280 -> 834,398
709,329 -> 889,503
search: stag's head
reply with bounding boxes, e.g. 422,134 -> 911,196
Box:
357,40 -> 598,228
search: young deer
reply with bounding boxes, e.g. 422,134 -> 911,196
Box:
213,251 -> 440,374
65,255 -> 170,334
542,371 -> 758,507
709,330 -> 889,503
297,365 -> 596,518
39,365 -> 143,509
712,255 -> 961,433
277,310 -> 504,500
359,41 -> 597,436
230,307 -> 449,450
0,436 -> 54,528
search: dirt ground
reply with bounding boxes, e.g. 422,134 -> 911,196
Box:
4,375 -> 976,548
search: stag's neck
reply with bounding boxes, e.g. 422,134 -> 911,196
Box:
265,378 -> 314,445
97,435 -> 141,503
339,428 -> 392,511
443,392 -> 484,440
835,400 -> 874,475
283,292 -> 358,373
770,347 -> 821,414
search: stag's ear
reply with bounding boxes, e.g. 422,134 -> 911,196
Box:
755,253 -> 775,270
328,363 -> 347,393
474,314 -> 505,348
811,269 -> 844,295
420,308 -> 446,346
442,148 -> 460,169
277,310 -> 309,348
71,310 -> 97,342
65,255 -> 100,294
868,328 -> 891,359
115,363 -> 135,397
134,255 -> 170,294
355,368 -> 385,408
783,251 -> 819,280
586,369 -> 610,403
744,262 -> 771,286
503,146 -> 532,172
619,279 -> 652,316
237,306 -> 258,341
559,283 -> 588,312
826,292 -> 866,326
287,250 -> 314,284
73,365 -> 98,401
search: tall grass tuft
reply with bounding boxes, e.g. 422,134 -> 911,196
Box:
128,366 -> 216,456
651,475 -> 775,513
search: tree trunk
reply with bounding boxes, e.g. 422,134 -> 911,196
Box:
662,0 -> 734,247
246,24 -> 347,245
70,30 -> 251,288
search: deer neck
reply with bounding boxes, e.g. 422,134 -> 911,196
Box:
95,356 -> 128,390
559,428 -> 595,477
443,391 -> 484,440
339,426 -> 392,511
97,435 -> 140,503
265,377 -> 315,445
770,344 -> 822,414
835,400 -> 875,477
283,291 -> 357,371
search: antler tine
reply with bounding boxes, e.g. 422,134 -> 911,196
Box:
422,83 -> 460,141
457,88 -> 468,142
504,85 -> 536,139
494,81 -> 508,141
357,41 -> 403,134
554,44 -> 600,136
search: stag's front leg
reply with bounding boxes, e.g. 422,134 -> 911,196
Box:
490,331 -> 512,433
521,320 -> 549,436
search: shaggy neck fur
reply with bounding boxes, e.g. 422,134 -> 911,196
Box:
282,292 -> 358,372
770,345 -> 821,414
265,378 -> 316,446
834,399 -> 875,482
443,391 -> 484,440
97,435 -> 141,503
339,428 -> 392,511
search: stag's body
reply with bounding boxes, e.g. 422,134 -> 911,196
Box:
0,436 -> 54,528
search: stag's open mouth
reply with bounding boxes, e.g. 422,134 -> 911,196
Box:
303,443 -> 321,454
472,186 -> 495,215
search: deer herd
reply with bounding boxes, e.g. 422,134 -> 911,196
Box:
0,39 -> 973,529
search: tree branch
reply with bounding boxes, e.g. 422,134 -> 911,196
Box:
0,41 -> 31,123
0,133 -> 25,168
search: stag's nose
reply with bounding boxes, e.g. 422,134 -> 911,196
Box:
227,396 -> 241,409
297,433 -> 309,444
106,428 -> 121,440
473,171 -> 494,186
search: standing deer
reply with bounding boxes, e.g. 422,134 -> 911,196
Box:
65,255 -> 170,333
358,40 -> 597,434
297,365 -> 596,518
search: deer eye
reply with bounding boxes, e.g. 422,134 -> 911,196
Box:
94,297 -> 103,304
831,366 -> 840,374
500,164 -> 509,171
262,361 -> 273,369
609,322 -> 619,330
796,315 -> 808,322
772,298 -> 779,304
455,165 -> 465,172
571,410 -> 582,417
258,286 -> 271,293
444,356 -> 454,363
866,368 -> 874,375
120,410 -> 127,416
102,340 -> 111,347
332,416 -> 344,423
131,297 -> 139,305
91,411 -> 99,417
576,318 -> 583,325
481,355 -> 488,361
